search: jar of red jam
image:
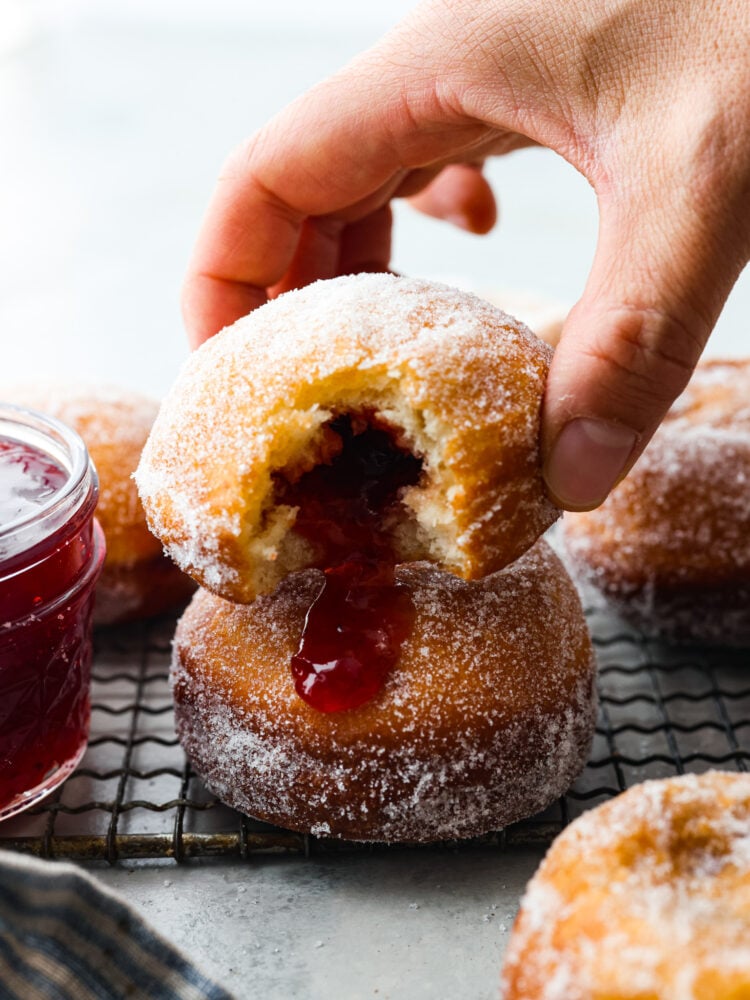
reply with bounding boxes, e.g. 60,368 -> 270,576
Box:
0,403 -> 104,820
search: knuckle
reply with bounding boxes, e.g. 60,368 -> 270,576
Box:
216,133 -> 304,227
218,134 -> 262,184
582,303 -> 705,417
217,132 -> 288,205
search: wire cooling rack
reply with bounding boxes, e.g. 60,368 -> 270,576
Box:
1,596 -> 749,864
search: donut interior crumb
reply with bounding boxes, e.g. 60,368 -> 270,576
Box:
264,409 -> 437,576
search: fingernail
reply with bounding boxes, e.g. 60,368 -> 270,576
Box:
545,417 -> 638,510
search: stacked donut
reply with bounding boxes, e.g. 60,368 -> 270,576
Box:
563,359 -> 750,645
136,274 -> 597,842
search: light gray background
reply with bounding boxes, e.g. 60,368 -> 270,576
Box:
2,0 -> 747,398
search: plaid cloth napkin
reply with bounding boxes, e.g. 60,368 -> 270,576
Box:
0,851 -> 234,1000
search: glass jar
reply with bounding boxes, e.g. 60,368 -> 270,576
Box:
0,403 -> 105,820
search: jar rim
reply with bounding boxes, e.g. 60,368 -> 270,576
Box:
0,402 -> 94,558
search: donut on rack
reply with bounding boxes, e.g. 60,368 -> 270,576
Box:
562,359 -> 750,644
1,383 -> 195,626
501,771 -> 750,999
172,542 -> 596,842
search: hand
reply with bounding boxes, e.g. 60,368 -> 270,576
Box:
182,0 -> 750,510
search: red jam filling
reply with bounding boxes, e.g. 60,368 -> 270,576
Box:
280,415 -> 422,713
0,438 -> 101,814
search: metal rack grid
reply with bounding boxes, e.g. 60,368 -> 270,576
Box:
1,600 -> 749,864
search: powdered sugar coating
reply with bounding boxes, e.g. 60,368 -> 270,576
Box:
480,288 -> 568,348
172,539 -> 595,842
137,273 -> 559,603
562,359 -> 750,643
501,771 -> 750,1000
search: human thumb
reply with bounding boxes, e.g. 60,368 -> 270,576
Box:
542,184 -> 748,511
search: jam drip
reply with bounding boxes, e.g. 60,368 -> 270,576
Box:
281,416 -> 421,713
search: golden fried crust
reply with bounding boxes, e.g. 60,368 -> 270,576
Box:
501,771 -> 750,1000
171,540 -> 596,843
480,289 -> 567,348
0,382 -> 194,625
562,359 -> 750,642
137,274 -> 560,604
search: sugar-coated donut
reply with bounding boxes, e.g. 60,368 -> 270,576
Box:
171,540 -> 596,843
501,771 -> 750,1000
562,359 -> 750,644
481,288 -> 568,348
136,274 -> 560,604
1,383 -> 194,625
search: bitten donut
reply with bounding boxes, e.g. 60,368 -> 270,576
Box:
501,771 -> 750,1000
1,383 -> 194,625
136,273 -> 560,604
562,359 -> 750,644
171,540 -> 596,843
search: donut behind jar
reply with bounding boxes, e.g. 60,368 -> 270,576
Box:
0,382 -> 195,626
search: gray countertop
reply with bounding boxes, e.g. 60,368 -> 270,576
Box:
92,848 -> 543,999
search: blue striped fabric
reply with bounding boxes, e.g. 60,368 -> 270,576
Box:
0,851 -> 234,1000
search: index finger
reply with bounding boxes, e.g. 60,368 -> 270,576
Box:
181,50 -> 493,347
